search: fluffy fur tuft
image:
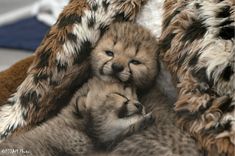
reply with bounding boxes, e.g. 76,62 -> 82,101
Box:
160,0 -> 235,155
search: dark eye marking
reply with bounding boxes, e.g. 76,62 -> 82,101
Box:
105,50 -> 114,57
129,59 -> 141,65
110,92 -> 129,101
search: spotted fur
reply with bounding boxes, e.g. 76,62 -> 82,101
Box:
0,78 -> 153,156
0,0 -> 147,141
106,82 -> 202,156
160,0 -> 235,155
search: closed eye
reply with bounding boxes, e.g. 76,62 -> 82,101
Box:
105,50 -> 114,57
110,92 -> 129,101
129,59 -> 141,65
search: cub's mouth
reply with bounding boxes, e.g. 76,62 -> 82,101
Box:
99,67 -> 131,83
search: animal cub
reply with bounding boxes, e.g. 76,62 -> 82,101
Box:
92,22 -> 158,91
0,22 -> 158,155
0,78 -> 153,156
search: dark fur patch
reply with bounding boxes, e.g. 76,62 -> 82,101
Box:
191,67 -> 213,87
0,125 -> 16,140
188,52 -> 200,67
67,33 -> 77,43
58,14 -> 81,28
195,3 -> 202,9
22,111 -> 28,120
221,65 -> 234,81
99,23 -> 109,36
202,120 -> 232,135
219,19 -> 233,27
102,0 -> 110,11
159,33 -> 176,53
88,16 -> 96,28
218,97 -> 233,113
36,50 -> 51,68
177,51 -> 188,66
20,91 -> 40,107
56,60 -> 68,72
73,40 -> 92,64
33,73 -> 48,84
218,26 -> 235,40
92,4 -> 98,11
8,100 -> 15,106
217,6 -> 231,18
163,9 -> 180,30
181,18 -> 207,43
5,125 -> 14,134
114,12 -> 129,22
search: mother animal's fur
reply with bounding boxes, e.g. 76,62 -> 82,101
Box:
160,0 -> 235,155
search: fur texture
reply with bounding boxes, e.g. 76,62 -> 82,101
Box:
92,22 -> 158,92
0,0 -> 147,141
160,0 -> 235,155
0,0 -> 234,155
107,82 -> 202,156
0,56 -> 34,105
0,21 -> 158,155
0,78 -> 153,156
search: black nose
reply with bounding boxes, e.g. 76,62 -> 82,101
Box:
112,63 -> 124,73
135,103 -> 143,112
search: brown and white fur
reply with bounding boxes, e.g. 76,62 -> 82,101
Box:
159,0 -> 235,155
0,0 -> 148,141
0,22 -> 158,155
0,78 -> 153,156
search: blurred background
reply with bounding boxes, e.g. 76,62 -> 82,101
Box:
0,0 -> 68,71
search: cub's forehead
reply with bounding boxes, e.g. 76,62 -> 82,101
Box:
98,22 -> 158,55
96,35 -> 157,58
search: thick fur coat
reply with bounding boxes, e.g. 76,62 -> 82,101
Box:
160,0 -> 235,155
0,0 -> 234,155
0,78 -> 153,156
0,0 -> 147,141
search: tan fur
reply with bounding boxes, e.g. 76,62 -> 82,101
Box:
0,78 -> 152,156
92,22 -> 158,90
103,82 -> 202,156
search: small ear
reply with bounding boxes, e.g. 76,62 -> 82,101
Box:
76,96 -> 87,112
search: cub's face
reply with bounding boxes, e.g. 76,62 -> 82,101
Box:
86,80 -> 145,118
85,80 -> 147,143
91,23 -> 158,90
104,91 -> 145,118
